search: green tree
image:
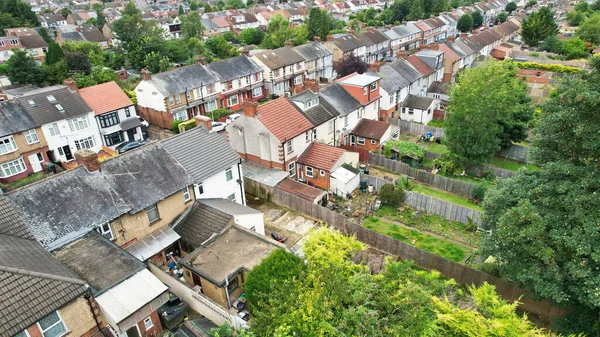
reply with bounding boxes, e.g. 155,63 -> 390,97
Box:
495,11 -> 508,24
574,1 -> 589,12
576,13 -> 600,45
0,0 -> 39,29
178,4 -> 184,15
65,52 -> 91,74
520,7 -> 558,46
42,59 -> 68,84
432,0 -> 448,15
261,14 -> 294,49
457,13 -> 473,33
189,0 -> 198,10
379,183 -> 405,205
60,7 -> 71,19
471,10 -> 483,28
143,51 -> 171,73
561,37 -> 588,59
205,35 -> 239,59
222,31 -> 236,42
225,0 -> 245,8
292,24 -> 308,46
592,0 -> 600,11
505,1 -> 517,13
246,0 -> 254,6
38,27 -> 53,44
408,0 -> 424,20
45,43 -> 64,65
6,49 -> 44,85
445,60 -> 532,165
540,34 -> 563,53
180,10 -> 204,39
238,27 -> 264,45
95,8 -> 106,30
566,9 -> 584,26
307,7 -> 323,40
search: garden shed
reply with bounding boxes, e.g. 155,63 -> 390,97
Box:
330,166 -> 360,198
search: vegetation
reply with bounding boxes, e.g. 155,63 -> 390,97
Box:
480,56 -> 600,337
237,28 -> 265,46
505,1 -> 517,13
471,10 -> 483,29
576,13 -> 600,46
307,8 -> 330,41
520,7 -> 558,46
382,140 -> 425,159
427,119 -> 444,128
412,185 -> 482,211
334,53 -> 368,78
491,156 -> 539,171
511,60 -> 581,73
457,14 -> 474,33
261,14 -> 307,49
0,0 -> 39,31
379,183 -> 405,206
5,49 -> 44,85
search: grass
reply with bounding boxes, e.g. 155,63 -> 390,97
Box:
412,185 -> 483,211
0,172 -> 49,192
442,173 -> 497,189
491,156 -> 540,172
425,142 -> 449,155
363,217 -> 467,262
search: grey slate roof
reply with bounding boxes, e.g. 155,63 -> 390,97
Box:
0,196 -> 33,240
53,231 -> 145,294
376,64 -> 410,94
17,86 -> 92,126
174,201 -> 233,249
199,198 -> 261,216
387,59 -> 423,84
319,83 -> 361,117
253,46 -> 305,70
201,19 -> 218,30
293,42 -> 332,60
161,126 -> 240,184
101,142 -> 193,214
0,233 -> 87,337
0,100 -> 37,137
19,34 -> 48,49
403,94 -> 435,110
289,91 -> 338,126
428,81 -> 450,95
356,29 -> 389,46
60,31 -> 85,41
149,64 -> 219,97
333,34 -> 366,52
207,55 -> 263,82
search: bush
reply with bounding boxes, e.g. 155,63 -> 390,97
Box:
209,108 -> 234,121
475,262 -> 501,277
427,119 -> 444,128
379,183 -> 405,206
382,141 -> 425,160
470,185 -> 488,202
509,60 -> 581,73
178,119 -> 197,132
433,155 -> 465,175
528,51 -> 539,57
172,120 -> 183,133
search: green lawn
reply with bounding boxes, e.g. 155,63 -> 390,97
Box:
491,156 -> 540,172
363,217 -> 467,262
425,142 -> 449,155
412,185 -> 482,211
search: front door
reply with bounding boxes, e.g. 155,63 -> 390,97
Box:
127,129 -> 135,141
63,145 -> 73,161
28,153 -> 43,172
122,325 -> 141,337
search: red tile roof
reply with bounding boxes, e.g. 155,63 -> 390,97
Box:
297,142 -> 345,171
276,178 -> 326,202
407,55 -> 434,77
438,44 -> 461,62
351,119 -> 391,140
78,81 -> 133,115
257,97 -> 313,142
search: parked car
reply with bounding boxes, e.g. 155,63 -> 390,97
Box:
225,113 -> 241,124
116,140 -> 148,154
138,116 -> 149,127
211,122 -> 226,133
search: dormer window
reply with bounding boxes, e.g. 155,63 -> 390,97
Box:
46,95 -> 56,102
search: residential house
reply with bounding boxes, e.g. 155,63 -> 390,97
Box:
0,101 -> 49,184
207,55 -> 265,110
162,123 -> 246,205
67,11 -> 97,25
438,43 -> 462,82
201,19 -> 220,37
407,50 -> 445,94
17,84 -> 102,162
251,46 -> 306,97
346,0 -> 368,12
54,231 -> 169,337
427,81 -> 450,102
383,23 -> 422,55
37,13 -> 67,29
161,16 -> 182,39
226,12 -> 259,31
213,17 -> 232,33
295,142 -> 346,190
79,81 -> 145,150
102,22 -> 118,46
349,118 -> 398,151
323,33 -> 366,65
17,34 -> 48,63
415,18 -> 446,45
439,13 -> 459,38
400,94 -> 437,124
448,38 -> 477,69
180,226 -> 282,308
337,73 -> 382,122
56,24 -> 109,49
227,99 -> 313,175
356,29 -> 391,64
318,83 -> 362,146
373,59 -> 423,120
288,86 -> 338,146
0,36 -> 22,63
293,42 -> 334,82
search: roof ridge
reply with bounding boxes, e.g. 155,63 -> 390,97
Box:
0,265 -> 88,286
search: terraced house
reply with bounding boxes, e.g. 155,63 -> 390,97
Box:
251,45 -> 306,97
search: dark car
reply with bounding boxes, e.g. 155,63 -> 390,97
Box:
115,140 -> 148,154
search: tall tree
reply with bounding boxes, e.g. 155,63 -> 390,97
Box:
6,49 -> 44,85
576,13 -> 600,45
45,43 -> 64,65
178,4 -> 184,15
444,60 -> 532,165
334,53 -> 368,78
180,10 -> 204,39
60,7 -> 71,19
408,0 -> 424,20
432,0 -> 448,15
471,10 -> 483,28
505,1 -> 517,13
307,7 -> 323,40
520,7 -> 558,46
95,8 -> 106,30
238,27 -> 264,45
457,14 -> 473,33
495,11 -> 508,24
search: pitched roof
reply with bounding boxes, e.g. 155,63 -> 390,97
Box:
351,119 -> 391,140
276,178 -> 326,202
356,29 -> 388,46
0,100 -> 37,137
19,34 -> 48,49
319,83 -> 361,117
161,126 -> 240,184
376,64 -> 410,94
297,142 -> 345,171
253,46 -> 305,70
17,86 -> 92,125
174,201 -> 233,249
199,198 -> 261,216
387,58 -> 423,83
438,43 -> 461,62
0,196 -> 33,240
289,90 -> 338,126
407,55 -> 434,76
78,81 -> 133,115
206,55 -> 262,82
403,94 -> 435,110
293,42 -> 332,60
0,233 -> 87,337
333,34 -> 366,52
149,64 -> 219,97
256,97 -> 313,142
428,81 -> 450,95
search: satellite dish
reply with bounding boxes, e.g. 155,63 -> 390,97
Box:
336,130 -> 342,134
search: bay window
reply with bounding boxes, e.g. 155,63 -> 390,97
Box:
0,136 -> 18,155
0,157 -> 26,178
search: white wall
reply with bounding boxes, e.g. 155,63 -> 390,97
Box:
400,106 -> 434,125
42,112 -> 103,161
233,213 -> 265,236
194,162 -> 245,206
135,80 -> 168,112
95,104 -> 143,149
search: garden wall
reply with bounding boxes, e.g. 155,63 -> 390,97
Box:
389,118 -> 445,138
244,178 -> 274,202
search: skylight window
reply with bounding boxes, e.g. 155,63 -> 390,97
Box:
55,104 -> 64,111
46,95 -> 56,103
27,99 -> 36,107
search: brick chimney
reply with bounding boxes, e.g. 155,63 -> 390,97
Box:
349,29 -> 355,34
313,36 -> 321,42
194,115 -> 212,131
447,35 -> 456,42
75,150 -> 100,172
242,50 -> 250,56
326,34 -> 333,42
242,101 -> 258,118
369,61 -> 385,72
397,50 -> 408,59
284,40 -> 293,48
303,79 -> 319,93
76,25 -> 82,32
63,78 -> 77,92
430,43 -> 439,51
141,68 -> 151,81
197,55 -> 206,65
460,33 -> 468,38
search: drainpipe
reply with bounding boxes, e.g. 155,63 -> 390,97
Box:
237,158 -> 245,205
84,290 -> 108,337
224,277 -> 232,310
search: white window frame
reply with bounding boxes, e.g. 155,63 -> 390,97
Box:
0,157 -> 26,178
294,75 -> 302,85
37,311 -> 67,337
74,136 -> 95,151
371,82 -> 377,92
146,204 -> 159,223
286,141 -> 293,153
357,137 -> 365,145
225,167 -> 233,181
363,87 -> 367,96
328,120 -> 333,133
143,317 -> 154,331
0,136 -> 18,155
319,169 -> 325,176
175,95 -> 182,104
344,116 -> 348,127
205,100 -> 217,112
68,116 -> 90,132
408,108 -> 414,115
183,186 -> 191,202
48,123 -> 60,136
306,166 -> 314,177
305,131 -> 310,142
168,96 -> 175,105
173,110 -> 188,121
371,139 -> 377,144
252,87 -> 262,97
228,193 -> 236,202
288,161 -> 295,176
24,129 -> 39,144
312,128 -> 317,140
96,223 -> 114,241
227,95 -> 239,107
197,182 -> 204,194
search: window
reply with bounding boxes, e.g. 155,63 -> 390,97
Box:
183,186 -> 191,202
371,82 -> 377,92
252,87 -> 262,97
208,83 -> 216,94
143,317 -> 154,330
363,87 -> 367,96
227,95 -> 239,107
175,95 -> 182,104
286,141 -> 293,153
371,139 -> 377,144
245,75 -> 250,84
328,120 -> 333,133
96,223 -> 114,240
205,100 -> 217,112
0,136 -> 18,155
98,111 -> 120,128
312,128 -> 317,140
319,169 -> 325,176
168,96 -> 175,105
46,95 -> 56,102
30,49 -> 38,56
124,107 -> 131,117
305,131 -> 310,142
173,110 -> 187,121
227,276 -> 239,292
57,147 -> 64,156
197,182 -> 204,194
103,132 -> 124,146
146,204 -> 159,223
74,136 -> 95,151
225,168 -> 233,181
296,62 -> 301,70
27,99 -> 36,107
294,75 -> 302,85
10,39 -> 19,45
407,108 -> 414,115
254,73 -> 260,81
38,311 -> 67,337
392,130 -> 399,139
357,137 -> 365,145
0,41 -> 4,46
238,79 -> 241,87
0,157 -> 26,178
24,129 -> 39,144
306,166 -> 314,177
274,69 -> 280,77
428,109 -> 432,114
389,95 -> 394,104
288,161 -> 295,176
55,104 -> 64,112
228,193 -> 236,202
48,123 -> 60,136
68,116 -> 90,132
186,91 -> 192,101
226,81 -> 233,90
344,116 -> 348,127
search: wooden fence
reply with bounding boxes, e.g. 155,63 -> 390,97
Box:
272,188 -> 347,229
389,118 -> 445,138
496,145 -> 530,164
404,192 -> 482,226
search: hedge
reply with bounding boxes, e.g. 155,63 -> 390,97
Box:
510,60 -> 581,74
178,119 -> 197,133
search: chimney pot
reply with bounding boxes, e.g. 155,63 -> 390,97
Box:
242,101 -> 258,118
326,34 -> 333,42
197,55 -> 207,65
141,68 -> 151,81
63,78 -> 78,91
284,40 -> 293,48
194,115 -> 212,131
313,36 -> 321,42
75,150 -> 100,172
430,43 -> 439,51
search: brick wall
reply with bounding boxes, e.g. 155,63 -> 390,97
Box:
137,310 -> 163,337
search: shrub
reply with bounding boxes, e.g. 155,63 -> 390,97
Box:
379,183 -> 405,206
508,60 -> 581,73
433,155 -> 465,175
475,262 -> 501,277
382,141 -> 425,160
470,185 -> 488,202
178,119 -> 197,133
209,108 -> 234,121
171,120 -> 183,133
427,119 -> 444,128
528,51 -> 539,57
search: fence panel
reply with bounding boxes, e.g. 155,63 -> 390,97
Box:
403,192 -> 482,226
389,118 -> 445,138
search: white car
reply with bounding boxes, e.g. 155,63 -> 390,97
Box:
225,113 -> 241,124
137,116 -> 149,127
211,122 -> 226,133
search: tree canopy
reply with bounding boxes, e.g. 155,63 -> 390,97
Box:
334,53 -> 368,78
238,28 -> 265,45
180,10 -> 205,39
505,1 -> 517,13
576,13 -> 600,46
0,0 -> 39,31
471,10 -> 483,28
520,7 -> 558,46
457,14 -> 473,33
6,49 -> 44,85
